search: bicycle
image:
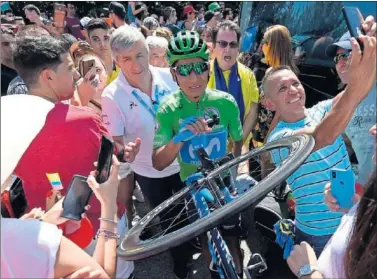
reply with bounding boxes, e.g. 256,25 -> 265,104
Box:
118,116 -> 314,278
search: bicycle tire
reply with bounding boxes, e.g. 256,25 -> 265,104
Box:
118,135 -> 314,260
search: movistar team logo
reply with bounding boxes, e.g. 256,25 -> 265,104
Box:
179,130 -> 227,165
189,137 -> 221,159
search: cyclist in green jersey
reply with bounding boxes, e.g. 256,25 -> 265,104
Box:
152,30 -> 244,278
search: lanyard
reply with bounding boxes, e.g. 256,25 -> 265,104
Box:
131,90 -> 156,119
118,79 -> 163,119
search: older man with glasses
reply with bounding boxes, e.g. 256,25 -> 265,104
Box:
101,25 -> 192,279
208,20 -> 260,156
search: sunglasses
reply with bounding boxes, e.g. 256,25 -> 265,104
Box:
334,51 -> 351,64
173,61 -> 209,77
217,40 -> 239,49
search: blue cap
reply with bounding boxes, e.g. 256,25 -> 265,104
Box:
326,32 -> 352,57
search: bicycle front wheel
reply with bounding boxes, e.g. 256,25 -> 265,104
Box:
118,135 -> 314,260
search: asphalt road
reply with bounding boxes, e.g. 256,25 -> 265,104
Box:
132,199 -> 296,279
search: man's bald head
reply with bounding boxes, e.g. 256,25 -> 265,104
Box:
261,66 -> 294,97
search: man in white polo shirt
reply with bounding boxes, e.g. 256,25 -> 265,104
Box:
101,25 -> 191,279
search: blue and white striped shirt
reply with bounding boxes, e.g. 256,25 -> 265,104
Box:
267,100 -> 351,236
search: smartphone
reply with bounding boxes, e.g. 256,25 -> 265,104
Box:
342,6 -> 365,49
61,175 -> 92,220
330,168 -> 355,210
54,3 -> 66,28
96,135 -> 115,184
79,59 -> 95,78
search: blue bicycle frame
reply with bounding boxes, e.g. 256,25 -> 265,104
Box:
177,115 -> 266,278
185,156 -> 239,279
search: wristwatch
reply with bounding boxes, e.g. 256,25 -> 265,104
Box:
298,264 -> 319,278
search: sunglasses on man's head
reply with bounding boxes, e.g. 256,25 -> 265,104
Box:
334,50 -> 351,64
217,40 -> 239,49
173,61 -> 209,77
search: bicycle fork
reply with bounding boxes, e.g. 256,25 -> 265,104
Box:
190,188 -> 238,279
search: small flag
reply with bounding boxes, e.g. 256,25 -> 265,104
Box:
46,173 -> 63,190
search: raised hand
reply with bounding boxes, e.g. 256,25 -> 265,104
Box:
347,34 -> 376,102
41,198 -> 88,234
324,182 -> 360,213
362,15 -> 376,37
123,138 -> 141,163
173,117 -> 212,143
87,155 -> 120,206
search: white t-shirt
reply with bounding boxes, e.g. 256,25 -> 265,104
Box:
1,218 -> 62,278
317,203 -> 358,278
345,84 -> 376,185
102,66 -> 180,178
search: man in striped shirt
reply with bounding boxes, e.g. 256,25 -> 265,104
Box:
263,33 -> 376,256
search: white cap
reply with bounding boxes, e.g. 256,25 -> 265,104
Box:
80,17 -> 92,29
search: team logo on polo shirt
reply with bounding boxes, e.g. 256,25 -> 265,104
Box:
130,101 -> 138,109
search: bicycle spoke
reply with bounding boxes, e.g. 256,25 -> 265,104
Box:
143,207 -> 199,232
155,183 -> 206,221
118,135 -> 314,261
150,207 -> 202,240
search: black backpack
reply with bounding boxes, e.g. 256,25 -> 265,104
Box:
1,177 -> 28,218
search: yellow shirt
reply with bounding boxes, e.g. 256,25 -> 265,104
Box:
208,61 -> 259,146
106,64 -> 121,85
